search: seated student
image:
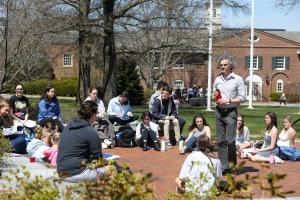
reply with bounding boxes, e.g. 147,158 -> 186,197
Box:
180,114 -> 211,154
26,125 -> 52,161
85,87 -> 115,147
38,86 -> 64,132
152,86 -> 186,147
57,101 -> 115,182
44,131 -> 60,167
135,112 -> 160,151
175,134 -> 222,196
236,114 -> 252,158
9,83 -> 30,122
277,115 -> 296,148
107,91 -> 138,125
247,112 -> 283,164
0,98 -> 27,154
149,81 -> 168,113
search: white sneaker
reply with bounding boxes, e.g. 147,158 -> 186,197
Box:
102,143 -> 108,149
104,139 -> 112,147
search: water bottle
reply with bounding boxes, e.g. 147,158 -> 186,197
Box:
161,140 -> 166,151
116,132 -> 121,142
179,140 -> 184,152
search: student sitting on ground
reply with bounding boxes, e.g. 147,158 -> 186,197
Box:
247,112 -> 284,164
107,91 -> 138,125
0,98 -> 27,154
236,114 -> 252,158
38,86 -> 64,132
44,131 -> 60,167
9,83 -> 30,122
175,134 -> 222,196
85,87 -> 115,147
26,125 -> 53,161
57,101 -> 115,182
180,114 -> 211,154
135,112 -> 160,151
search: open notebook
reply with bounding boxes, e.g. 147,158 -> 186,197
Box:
103,153 -> 120,160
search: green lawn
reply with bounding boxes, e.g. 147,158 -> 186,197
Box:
30,98 -> 300,140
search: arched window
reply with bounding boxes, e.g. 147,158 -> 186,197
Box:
276,79 -> 283,92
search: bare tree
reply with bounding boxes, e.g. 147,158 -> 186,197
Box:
274,0 -> 300,10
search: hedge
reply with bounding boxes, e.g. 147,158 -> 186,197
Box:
23,78 -> 78,97
269,92 -> 282,101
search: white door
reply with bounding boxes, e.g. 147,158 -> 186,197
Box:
245,75 -> 263,101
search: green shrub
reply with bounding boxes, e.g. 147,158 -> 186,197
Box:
0,131 -> 12,172
0,168 -> 59,200
144,87 -> 154,104
23,78 -> 78,97
269,92 -> 282,101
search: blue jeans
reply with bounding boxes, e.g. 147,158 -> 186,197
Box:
185,135 -> 198,151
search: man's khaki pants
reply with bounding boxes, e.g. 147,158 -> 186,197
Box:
158,118 -> 180,142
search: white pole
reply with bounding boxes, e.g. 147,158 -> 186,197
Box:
248,0 -> 255,109
206,0 -> 213,111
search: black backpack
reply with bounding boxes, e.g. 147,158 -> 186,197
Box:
116,126 -> 136,148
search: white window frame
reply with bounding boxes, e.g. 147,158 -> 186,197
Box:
174,62 -> 184,69
213,8 -> 217,18
275,57 -> 285,70
276,79 -> 283,92
173,80 -> 184,90
63,53 -> 73,67
252,56 -> 259,70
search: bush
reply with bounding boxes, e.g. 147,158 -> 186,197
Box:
0,131 -> 12,172
23,78 -> 78,97
144,87 -> 154,104
269,92 -> 282,101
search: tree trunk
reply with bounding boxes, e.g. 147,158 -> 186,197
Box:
101,0 -> 116,103
76,0 -> 91,103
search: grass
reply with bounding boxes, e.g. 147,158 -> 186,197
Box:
30,98 -> 300,140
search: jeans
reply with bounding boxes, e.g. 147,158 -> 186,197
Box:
185,135 -> 198,151
140,127 -> 158,147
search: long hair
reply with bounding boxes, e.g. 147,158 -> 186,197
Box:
140,111 -> 153,121
237,113 -> 245,134
265,111 -> 277,131
188,114 -> 209,132
41,86 -> 57,101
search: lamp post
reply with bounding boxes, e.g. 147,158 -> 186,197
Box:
248,0 -> 255,109
206,0 -> 213,111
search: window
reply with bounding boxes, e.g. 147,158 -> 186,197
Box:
174,61 -> 184,69
276,79 -> 283,92
248,35 -> 260,42
173,80 -> 184,89
63,54 -> 73,67
245,56 -> 262,70
272,56 -> 290,70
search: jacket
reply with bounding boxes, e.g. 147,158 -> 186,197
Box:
57,117 -> 102,176
107,96 -> 132,118
152,95 -> 177,121
38,98 -> 62,122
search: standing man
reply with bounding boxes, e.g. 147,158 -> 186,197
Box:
213,55 -> 245,175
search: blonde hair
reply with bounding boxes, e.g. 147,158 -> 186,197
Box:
35,125 -> 60,146
51,132 -> 61,145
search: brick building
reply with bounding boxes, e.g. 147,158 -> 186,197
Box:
213,29 -> 300,101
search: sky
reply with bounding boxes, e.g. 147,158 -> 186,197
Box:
222,0 -> 300,31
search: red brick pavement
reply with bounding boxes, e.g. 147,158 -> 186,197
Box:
105,144 -> 300,200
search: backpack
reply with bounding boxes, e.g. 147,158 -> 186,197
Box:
116,126 -> 136,148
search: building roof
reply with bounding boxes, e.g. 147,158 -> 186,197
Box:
264,30 -> 300,44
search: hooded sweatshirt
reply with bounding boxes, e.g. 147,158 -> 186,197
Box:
57,117 -> 102,176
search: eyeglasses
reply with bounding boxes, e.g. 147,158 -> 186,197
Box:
16,88 -> 23,91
